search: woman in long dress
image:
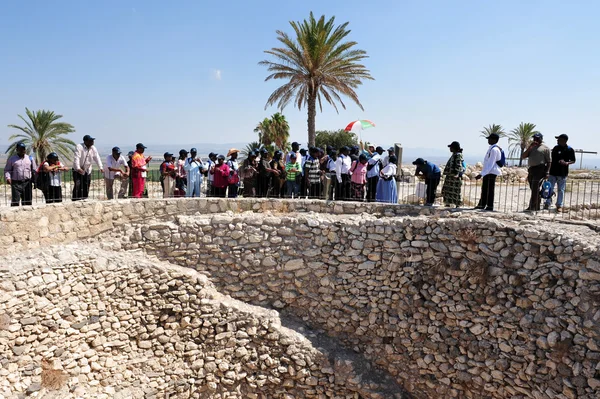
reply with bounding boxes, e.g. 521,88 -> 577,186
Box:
441,141 -> 464,207
376,155 -> 398,204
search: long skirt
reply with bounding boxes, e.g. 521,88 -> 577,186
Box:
376,178 -> 397,204
441,176 -> 462,206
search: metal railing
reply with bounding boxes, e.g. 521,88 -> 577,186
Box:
1,169 -> 599,220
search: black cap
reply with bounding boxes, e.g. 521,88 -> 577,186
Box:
164,152 -> 173,158
179,149 -> 188,155
299,148 -> 307,154
555,134 -> 569,141
533,133 -> 543,140
486,133 -> 500,140
292,141 -> 299,146
190,147 -> 197,152
208,152 -> 215,157
387,146 -> 394,152
136,143 -> 146,149
249,151 -> 257,157
412,158 -> 425,165
127,151 -> 135,156
112,146 -> 121,153
259,148 -> 268,154
217,154 -> 225,160
83,134 -> 96,141
16,142 -> 26,149
375,146 -> 384,152
448,141 -> 461,149
47,152 -> 58,159
290,153 -> 297,158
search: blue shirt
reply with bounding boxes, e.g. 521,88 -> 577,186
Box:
366,153 -> 381,178
416,162 -> 441,178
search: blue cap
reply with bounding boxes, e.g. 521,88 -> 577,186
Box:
16,142 -> 26,149
112,146 -> 121,153
190,148 -> 197,152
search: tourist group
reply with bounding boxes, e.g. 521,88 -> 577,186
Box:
4,132 -> 575,212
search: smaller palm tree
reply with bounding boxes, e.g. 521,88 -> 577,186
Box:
268,112 -> 290,150
6,108 -> 76,165
241,141 -> 262,159
254,118 -> 272,145
507,122 -> 540,166
480,124 -> 506,138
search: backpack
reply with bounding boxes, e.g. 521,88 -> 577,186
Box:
34,163 -> 48,191
540,180 -> 554,199
492,145 -> 506,167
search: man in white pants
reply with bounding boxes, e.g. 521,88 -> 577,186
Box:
104,147 -> 129,199
184,148 -> 206,197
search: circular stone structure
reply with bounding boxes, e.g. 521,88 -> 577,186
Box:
1,198 -> 599,399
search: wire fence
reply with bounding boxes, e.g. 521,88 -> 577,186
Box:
1,169 -> 599,220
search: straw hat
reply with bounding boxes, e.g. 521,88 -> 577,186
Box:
227,148 -> 240,157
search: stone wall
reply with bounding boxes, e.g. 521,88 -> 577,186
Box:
0,198 -> 429,256
2,198 -> 600,398
115,212 -> 600,399
0,244 -> 404,398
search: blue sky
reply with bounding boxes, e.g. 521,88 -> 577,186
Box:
0,0 -> 598,164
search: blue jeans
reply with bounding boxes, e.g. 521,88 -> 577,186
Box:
545,175 -> 567,207
286,180 -> 299,197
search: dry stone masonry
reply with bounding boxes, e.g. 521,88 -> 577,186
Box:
1,198 -> 600,398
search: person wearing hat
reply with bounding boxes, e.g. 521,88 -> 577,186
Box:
257,148 -> 277,197
184,148 -> 206,198
521,132 -> 551,211
40,152 -> 69,203
241,151 -> 259,197
4,142 -> 38,206
174,149 -> 188,197
284,152 -> 302,198
545,134 -> 576,212
160,152 -> 176,198
205,153 -> 218,197
72,134 -> 104,201
475,133 -> 503,211
285,142 -> 301,165
104,147 -> 129,200
226,148 -> 241,198
131,143 -> 152,198
303,147 -> 322,199
441,141 -> 465,207
210,154 -> 230,197
382,146 -> 395,168
413,158 -> 441,206
365,146 -> 385,202
376,155 -> 399,204
335,146 -> 352,200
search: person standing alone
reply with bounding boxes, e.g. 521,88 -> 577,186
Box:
72,135 -> 103,201
104,147 -> 129,200
545,134 -> 576,212
521,133 -> 551,212
475,133 -> 503,211
4,142 -> 37,206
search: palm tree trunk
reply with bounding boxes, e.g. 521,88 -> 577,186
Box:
307,94 -> 317,147
518,147 -> 524,167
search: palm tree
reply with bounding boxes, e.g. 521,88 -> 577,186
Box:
480,124 -> 506,138
7,108 -> 76,165
241,141 -> 261,158
507,122 -> 540,166
254,118 -> 272,145
268,112 -> 290,150
260,12 -> 374,147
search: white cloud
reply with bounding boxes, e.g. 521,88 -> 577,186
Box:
212,69 -> 222,81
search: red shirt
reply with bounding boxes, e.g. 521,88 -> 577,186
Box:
211,163 -> 230,188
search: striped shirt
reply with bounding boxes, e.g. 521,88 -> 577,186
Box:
285,162 -> 301,181
304,156 -> 321,184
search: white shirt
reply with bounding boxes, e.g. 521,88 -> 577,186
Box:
482,145 -> 503,177
335,154 -> 351,182
73,143 -> 103,174
104,154 -> 127,179
381,153 -> 390,167
381,163 -> 397,178
206,160 -> 215,182
43,162 -> 62,186
185,157 -> 205,184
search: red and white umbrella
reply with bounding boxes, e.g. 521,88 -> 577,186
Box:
344,119 -> 376,132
